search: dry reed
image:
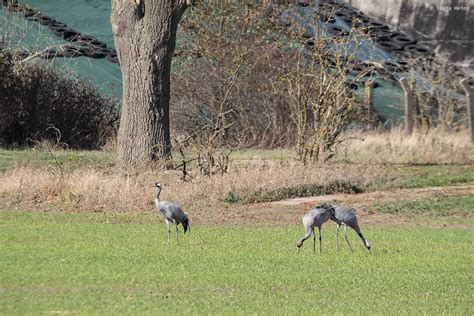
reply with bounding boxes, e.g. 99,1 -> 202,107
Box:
337,128 -> 473,164
0,161 -> 388,222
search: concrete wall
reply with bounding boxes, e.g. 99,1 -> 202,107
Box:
346,0 -> 474,71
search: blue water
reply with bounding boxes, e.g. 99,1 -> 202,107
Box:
1,1 -> 404,121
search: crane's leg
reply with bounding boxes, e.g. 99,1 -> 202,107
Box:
175,223 -> 179,245
312,227 -> 316,253
165,219 -> 171,244
318,226 -> 322,255
343,224 -> 354,253
336,224 -> 340,254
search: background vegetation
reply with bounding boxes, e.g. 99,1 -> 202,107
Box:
0,51 -> 118,149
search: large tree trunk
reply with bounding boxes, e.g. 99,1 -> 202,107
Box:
111,0 -> 189,169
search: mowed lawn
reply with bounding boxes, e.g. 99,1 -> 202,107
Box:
1,211 -> 473,314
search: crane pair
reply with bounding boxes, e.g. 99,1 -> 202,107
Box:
152,182 -> 371,253
296,203 -> 371,254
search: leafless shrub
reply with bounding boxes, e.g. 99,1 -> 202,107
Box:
173,1 -> 371,165
172,102 -> 240,180
406,55 -> 467,131
172,1 -> 295,149
269,18 -> 370,163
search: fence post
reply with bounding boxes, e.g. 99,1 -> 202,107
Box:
460,78 -> 474,143
364,80 -> 374,124
399,77 -> 416,135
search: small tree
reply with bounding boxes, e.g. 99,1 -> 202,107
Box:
274,21 -> 370,163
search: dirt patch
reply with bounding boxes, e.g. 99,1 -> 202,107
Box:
212,184 -> 474,228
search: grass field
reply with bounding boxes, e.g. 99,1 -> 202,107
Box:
1,211 -> 473,314
0,149 -> 114,172
369,194 -> 474,216
395,165 -> 474,188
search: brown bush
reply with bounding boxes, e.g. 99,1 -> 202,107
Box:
172,2 -> 294,149
406,55 -> 467,131
0,51 -> 119,149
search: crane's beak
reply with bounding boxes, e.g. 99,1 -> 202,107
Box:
183,223 -> 189,234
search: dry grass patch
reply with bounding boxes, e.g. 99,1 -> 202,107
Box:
0,161 -> 390,223
337,128 -> 473,165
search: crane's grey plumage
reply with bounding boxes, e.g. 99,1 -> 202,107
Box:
323,204 -> 371,253
296,204 -> 335,254
154,182 -> 189,244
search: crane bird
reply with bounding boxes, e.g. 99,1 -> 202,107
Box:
296,203 -> 336,254
328,204 -> 371,253
153,182 -> 189,244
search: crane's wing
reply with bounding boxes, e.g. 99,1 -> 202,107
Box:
334,205 -> 359,227
158,201 -> 188,222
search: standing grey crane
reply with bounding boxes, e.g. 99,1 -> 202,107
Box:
296,203 -> 335,254
153,182 -> 189,244
328,204 -> 371,253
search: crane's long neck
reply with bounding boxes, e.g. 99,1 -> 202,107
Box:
351,224 -> 370,250
297,227 -> 313,246
356,231 -> 370,250
155,187 -> 162,203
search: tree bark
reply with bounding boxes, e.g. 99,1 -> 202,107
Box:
111,0 -> 188,169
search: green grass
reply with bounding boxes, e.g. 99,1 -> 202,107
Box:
1,211 -> 473,314
0,149 -> 294,172
369,194 -> 474,216
395,165 -> 474,188
0,149 -> 114,172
